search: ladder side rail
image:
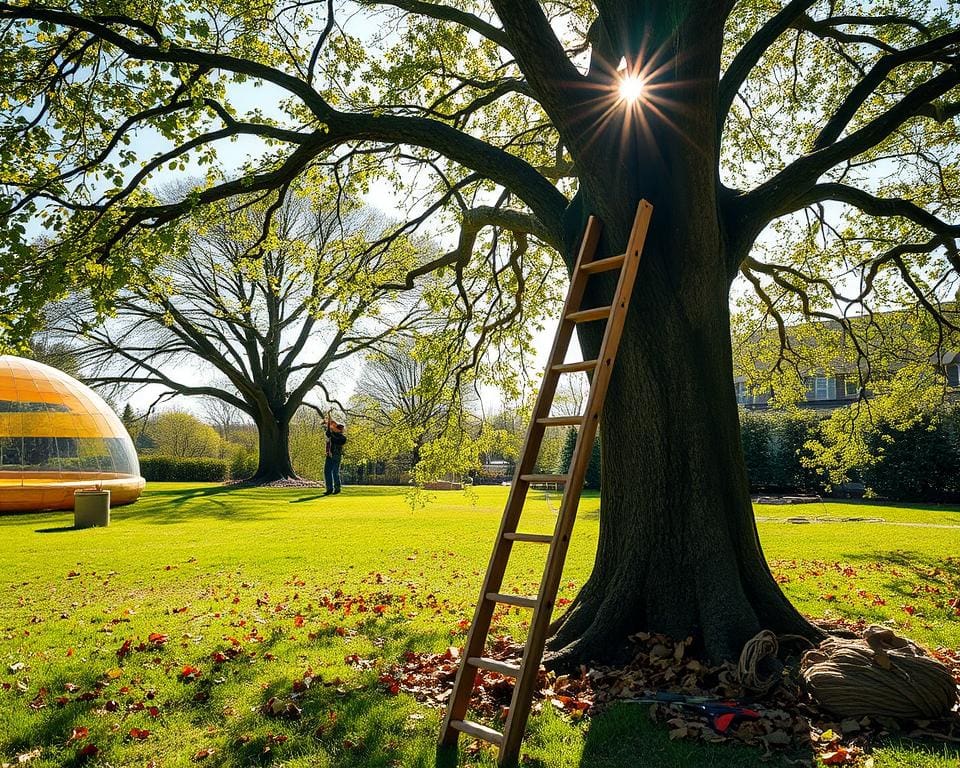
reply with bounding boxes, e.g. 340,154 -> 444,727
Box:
439,215 -> 603,745
498,200 -> 653,764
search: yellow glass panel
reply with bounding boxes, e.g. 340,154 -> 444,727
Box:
11,412 -> 101,438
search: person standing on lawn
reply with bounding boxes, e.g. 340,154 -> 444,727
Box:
324,415 -> 346,495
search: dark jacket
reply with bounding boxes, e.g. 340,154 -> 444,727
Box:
325,425 -> 346,458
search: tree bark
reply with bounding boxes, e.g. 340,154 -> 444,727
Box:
547,255 -> 820,663
250,414 -> 298,483
545,4 -> 822,664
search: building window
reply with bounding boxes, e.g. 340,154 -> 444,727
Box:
844,377 -> 859,397
735,381 -> 754,405
806,376 -> 837,401
947,364 -> 960,388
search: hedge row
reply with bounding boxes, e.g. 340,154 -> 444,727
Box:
740,404 -> 960,502
140,456 -> 229,482
739,410 -> 821,493
859,408 -> 960,501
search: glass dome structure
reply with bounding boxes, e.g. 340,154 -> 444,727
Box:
0,356 -> 145,512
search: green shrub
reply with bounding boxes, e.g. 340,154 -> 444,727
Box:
140,456 -> 229,482
740,411 -> 773,489
861,411 -> 959,501
739,410 -> 821,492
230,448 -> 258,481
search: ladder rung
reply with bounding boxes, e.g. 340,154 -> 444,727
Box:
468,656 -> 522,677
579,253 -> 625,274
566,306 -> 612,323
450,719 -> 503,746
536,416 -> 582,427
486,592 -> 538,608
519,474 -> 568,484
552,359 -> 598,373
503,532 -> 554,543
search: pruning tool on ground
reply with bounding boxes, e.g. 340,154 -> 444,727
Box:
630,691 -> 762,733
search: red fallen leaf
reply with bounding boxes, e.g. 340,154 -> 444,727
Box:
821,747 -> 852,765
193,747 -> 215,760
55,695 -> 70,706
821,594 -> 836,602
148,706 -> 160,718
63,682 -> 79,692
68,571 -> 81,578
373,605 -> 388,615
68,726 -> 89,743
128,701 -> 144,712
66,647 -> 74,657
116,639 -> 133,661
211,651 -> 227,664
77,744 -> 100,760
379,673 -> 400,695
128,727 -> 151,740
180,665 -> 201,681
148,633 -> 168,646
104,699 -> 120,712
334,627 -> 346,637
557,597 -> 571,607
173,606 -> 188,614
293,615 -> 304,628
902,604 -> 917,616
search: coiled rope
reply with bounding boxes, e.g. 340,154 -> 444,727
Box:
737,626 -> 959,719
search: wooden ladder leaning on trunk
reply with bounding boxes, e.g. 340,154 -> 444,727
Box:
439,200 -> 654,766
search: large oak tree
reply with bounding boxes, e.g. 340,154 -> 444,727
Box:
1,0 -> 958,662
49,191 -> 428,482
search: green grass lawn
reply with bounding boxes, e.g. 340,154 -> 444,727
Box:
0,484 -> 958,768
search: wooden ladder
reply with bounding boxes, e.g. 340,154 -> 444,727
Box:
439,200 -> 653,765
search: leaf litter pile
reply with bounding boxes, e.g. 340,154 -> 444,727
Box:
383,619 -> 960,766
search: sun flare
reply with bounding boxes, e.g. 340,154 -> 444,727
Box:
618,75 -> 645,103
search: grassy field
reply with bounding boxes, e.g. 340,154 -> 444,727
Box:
0,484 -> 958,768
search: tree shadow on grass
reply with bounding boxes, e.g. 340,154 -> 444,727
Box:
34,525 -> 80,533
842,549 -> 959,602
572,703 -> 807,768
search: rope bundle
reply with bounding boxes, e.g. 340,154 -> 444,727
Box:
800,626 -> 958,719
738,629 -> 782,694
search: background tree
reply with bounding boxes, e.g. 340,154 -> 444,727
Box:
557,426 -> 601,490
201,385 -> 250,460
351,339 -> 478,469
144,410 -> 222,459
50,190 -> 428,482
1,1 -> 959,662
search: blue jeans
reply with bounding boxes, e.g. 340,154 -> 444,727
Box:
324,454 -> 342,493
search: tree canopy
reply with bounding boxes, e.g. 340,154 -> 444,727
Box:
1,0 -> 958,662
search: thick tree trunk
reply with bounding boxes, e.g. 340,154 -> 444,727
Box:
546,4 -> 821,664
547,253 -> 819,663
250,415 -> 298,483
